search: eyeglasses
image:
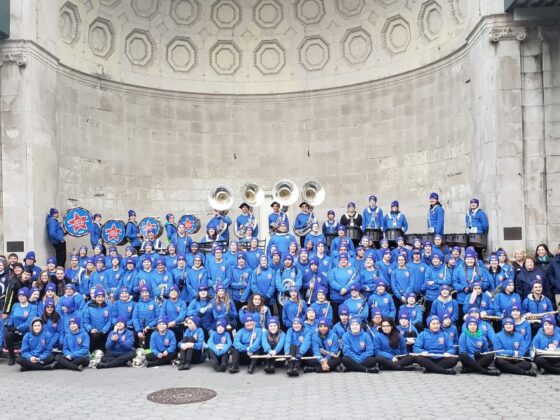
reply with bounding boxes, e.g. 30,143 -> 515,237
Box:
381,324 -> 391,328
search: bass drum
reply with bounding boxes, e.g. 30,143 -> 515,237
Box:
102,220 -> 127,246
451,233 -> 469,248
179,214 -> 201,235
385,228 -> 404,246
468,234 -> 487,249
139,217 -> 163,238
62,207 -> 94,238
347,226 -> 362,241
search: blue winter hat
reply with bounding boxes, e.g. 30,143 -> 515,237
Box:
350,316 -> 362,325
119,286 -> 129,294
429,192 -> 439,200
108,246 -> 117,253
452,246 -> 461,253
177,256 -> 186,262
45,282 -> 56,292
44,298 -> 56,308
94,289 -> 106,298
502,317 -> 514,326
412,249 -> 421,256
157,316 -> 169,325
49,208 -> 59,216
61,296 -> 75,311
501,278 -> 513,289
370,307 -> 382,317
242,314 -> 255,324
306,307 -> 316,315
444,255 -> 455,264
18,287 -> 30,298
316,286 -> 327,295
155,258 -> 165,266
489,254 -> 498,262
391,200 -> 399,207
375,280 -> 387,288
190,242 -> 200,249
198,284 -> 209,291
338,304 -> 350,316
327,210 -> 335,216
215,318 -> 228,329
215,283 -> 226,292
496,249 -> 506,257
465,249 -> 477,259
68,316 -> 81,328
267,316 -> 279,327
337,225 -> 346,232
293,317 -> 303,325
30,287 -> 40,296
405,292 -> 416,299
368,195 -> 377,202
318,317 -> 331,328
350,283 -> 361,292
509,303 -> 521,313
24,251 -> 36,261
47,257 -> 57,265
309,258 -> 319,265
299,248 -> 308,255
465,316 -> 479,326
125,258 -> 135,265
380,238 -> 389,245
431,254 -> 441,262
470,198 -> 479,206
237,252 -> 246,261
169,285 -> 180,294
427,315 -> 441,324
138,285 -> 149,293
423,241 -> 431,247
128,210 -> 136,217
111,255 -> 122,264
439,284 -> 451,291
116,316 -> 128,325
347,202 -> 356,208
338,253 -> 349,260
166,213 -> 173,221
70,254 -> 79,261
542,315 -> 557,326
187,316 -> 200,327
468,306 -> 481,314
283,254 -> 293,262
399,312 -> 410,320
95,256 -> 105,265
382,249 -> 391,256
93,244 -> 103,251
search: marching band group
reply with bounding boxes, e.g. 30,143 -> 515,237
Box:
2,183 -> 560,378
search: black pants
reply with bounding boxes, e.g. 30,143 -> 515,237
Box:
53,242 -> 67,268
341,356 -> 377,372
89,332 -> 108,352
423,300 -> 434,324
209,350 -> 229,367
231,349 -> 257,368
16,354 -> 55,370
415,356 -> 458,374
137,329 -> 154,350
169,326 -> 185,344
535,356 -> 560,374
331,301 -> 342,324
308,357 -> 341,373
55,355 -> 89,371
375,355 -> 411,371
4,329 -> 23,357
459,352 -> 494,374
178,337 -> 204,365
100,351 -> 135,368
146,351 -> 177,367
495,357 -> 533,375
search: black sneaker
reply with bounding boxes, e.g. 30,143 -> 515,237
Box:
337,364 -> 346,373
8,357 -> 16,366
303,366 -> 316,374
229,366 -> 240,374
218,364 -> 227,372
445,369 -> 456,375
264,366 -> 275,374
247,366 -> 255,374
524,370 -> 537,377
178,364 -> 189,371
287,369 -> 299,377
366,367 -> 379,374
96,362 -> 106,369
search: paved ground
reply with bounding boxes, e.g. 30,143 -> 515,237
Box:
0,360 -> 559,419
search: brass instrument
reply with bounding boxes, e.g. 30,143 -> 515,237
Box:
260,306 -> 267,329
277,278 -> 295,307
294,180 -> 326,237
306,276 -> 316,305
481,315 -> 503,321
488,284 -> 502,298
208,185 -> 234,237
234,182 -> 264,238
397,353 -> 459,359
522,309 -> 560,323
531,347 -> 560,359
271,180 -> 299,233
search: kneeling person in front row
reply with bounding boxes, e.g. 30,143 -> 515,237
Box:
146,317 -> 177,368
97,317 -> 135,369
284,317 -> 312,377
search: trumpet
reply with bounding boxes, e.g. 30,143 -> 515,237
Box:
522,309 -> 560,323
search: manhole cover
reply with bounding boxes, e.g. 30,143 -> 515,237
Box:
147,387 -> 217,405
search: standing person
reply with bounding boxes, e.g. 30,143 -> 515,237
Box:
340,202 -> 362,248
547,243 -> 560,305
268,202 -> 289,234
413,315 -> 457,375
516,257 -> 549,301
341,317 -> 378,373
207,210 -> 232,246
146,317 -> 178,368
236,203 -> 258,238
173,223 -> 193,257
164,214 -> 177,245
15,317 -> 55,371
46,208 -> 67,268
90,213 -> 105,255
384,201 -> 408,233
55,316 -> 90,371
362,195 -> 384,233
427,193 -> 445,236
465,199 -> 489,235
96,317 -> 135,369
294,202 -> 313,248
125,210 -> 142,253
534,244 -> 553,272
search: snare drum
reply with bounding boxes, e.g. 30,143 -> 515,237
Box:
347,227 -> 362,241
385,228 -> 404,246
451,233 -> 469,248
468,234 -> 487,249
419,233 -> 434,244
443,234 -> 454,246
364,228 -> 382,243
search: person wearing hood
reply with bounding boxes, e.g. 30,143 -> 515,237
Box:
177,316 -> 205,371
5,287 -> 34,365
493,317 -> 535,376
56,316 -> 90,371
413,315 -> 457,375
532,314 -> 560,374
16,317 -> 55,371
458,316 -> 498,376
97,316 -> 135,369
430,285 -> 459,324
341,316 -> 378,373
46,208 -> 67,268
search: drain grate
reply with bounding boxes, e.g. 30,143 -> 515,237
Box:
147,387 -> 217,405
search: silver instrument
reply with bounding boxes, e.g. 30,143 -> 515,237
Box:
294,180 -> 326,237
234,182 -> 264,238
209,185 -> 234,237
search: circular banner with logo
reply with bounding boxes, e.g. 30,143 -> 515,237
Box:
139,217 -> 163,238
102,220 -> 127,246
62,207 -> 94,237
179,214 -> 201,235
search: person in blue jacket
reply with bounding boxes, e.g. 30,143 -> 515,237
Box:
83,289 -> 112,351
397,312 -> 419,352
230,314 -> 262,374
207,318 -> 233,372
430,285 -> 459,324
46,208 -> 67,267
494,278 -> 521,317
187,285 -> 214,335
228,252 -> 253,311
146,317 -> 177,368
111,287 -> 135,329
465,198 -> 489,235
164,213 -> 177,244
532,314 -> 560,374
522,280 -> 554,337
374,317 -> 415,371
341,316 -> 378,373
160,285 -> 187,342
398,292 -> 424,332
362,195 -> 384,232
328,253 -> 357,318
384,201 -> 408,233
55,315 -> 90,371
125,210 -> 142,252
493,317 -> 535,376
132,285 -> 160,348
458,316 -> 498,375
177,315 -> 205,370
427,192 -> 445,235
509,303 -> 532,346
391,254 -> 413,305
343,284 -> 368,322
284,317 -> 312,377
15,317 -> 55,371
250,255 -> 276,307
5,287 -> 35,365
423,254 -> 452,318
96,316 -> 135,369
442,313 -> 459,346
413,315 -> 457,375
90,213 -> 104,254
259,316 -> 286,374
368,280 -> 396,319
306,317 -> 341,373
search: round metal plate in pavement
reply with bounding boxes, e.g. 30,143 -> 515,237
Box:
147,387 -> 217,405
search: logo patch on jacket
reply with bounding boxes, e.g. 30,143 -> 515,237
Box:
221,336 -> 226,344
514,342 -> 520,349
77,338 -> 82,344
438,337 -> 444,344
327,340 -> 332,346
128,306 -> 133,312
359,341 -> 365,349
298,336 -> 304,343
267,274 -> 272,279
164,339 -> 169,345
104,310 -> 109,317
476,341 -> 483,348
221,266 -> 226,272
149,304 -> 154,311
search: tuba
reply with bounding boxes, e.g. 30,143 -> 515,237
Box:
209,185 -> 234,237
234,182 -> 264,238
270,180 -> 299,233
294,180 -> 326,237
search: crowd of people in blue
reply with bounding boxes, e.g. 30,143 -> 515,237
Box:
2,193 -> 560,377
